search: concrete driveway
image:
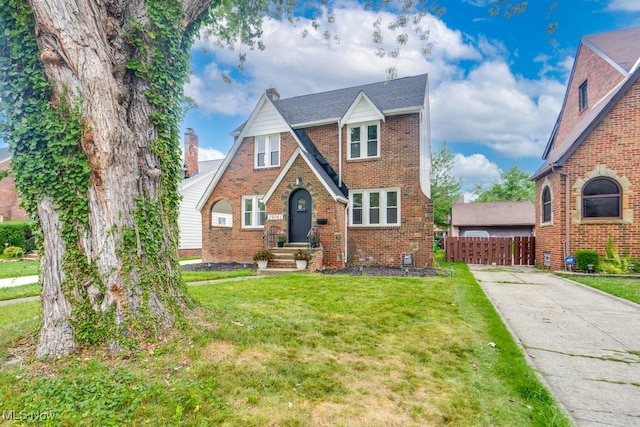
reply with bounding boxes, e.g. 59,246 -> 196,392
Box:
468,264 -> 640,427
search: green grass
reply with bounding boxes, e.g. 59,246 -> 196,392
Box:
0,269 -> 255,302
0,266 -> 570,426
562,275 -> 640,304
0,259 -> 39,279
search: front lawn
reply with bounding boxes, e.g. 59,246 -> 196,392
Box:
0,265 -> 569,426
0,259 -> 39,279
562,274 -> 640,304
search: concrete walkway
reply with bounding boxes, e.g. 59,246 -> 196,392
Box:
469,264 -> 640,427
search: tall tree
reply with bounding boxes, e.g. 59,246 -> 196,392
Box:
431,142 -> 462,229
0,0 -> 279,359
472,165 -> 535,203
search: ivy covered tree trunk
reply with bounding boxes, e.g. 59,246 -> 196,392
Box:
0,0 -> 214,359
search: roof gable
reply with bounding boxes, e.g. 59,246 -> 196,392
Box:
583,26 -> 640,73
341,91 -> 385,125
0,147 -> 11,164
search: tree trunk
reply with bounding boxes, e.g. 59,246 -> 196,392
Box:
17,0 -> 213,359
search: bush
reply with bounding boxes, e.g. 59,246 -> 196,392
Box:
3,246 -> 24,258
0,222 -> 34,252
575,249 -> 600,272
252,249 -> 274,262
601,237 -> 628,274
293,249 -> 311,261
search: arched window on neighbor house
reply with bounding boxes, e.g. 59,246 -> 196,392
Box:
542,186 -> 551,223
211,199 -> 233,227
582,177 -> 621,219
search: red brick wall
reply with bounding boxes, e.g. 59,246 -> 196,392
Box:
536,79 -> 640,270
0,159 -> 29,223
552,44 -> 625,150
202,113 -> 433,268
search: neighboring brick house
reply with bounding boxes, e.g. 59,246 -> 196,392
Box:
0,147 -> 29,223
197,75 -> 433,268
531,27 -> 640,270
450,201 -> 535,238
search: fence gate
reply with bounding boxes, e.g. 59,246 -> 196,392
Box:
444,236 -> 535,265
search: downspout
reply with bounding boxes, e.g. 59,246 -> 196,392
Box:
344,203 -> 349,264
552,166 -> 570,259
338,120 -> 343,188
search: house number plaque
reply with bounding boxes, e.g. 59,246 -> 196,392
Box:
267,214 -> 284,220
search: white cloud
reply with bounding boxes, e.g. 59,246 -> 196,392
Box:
452,153 -> 501,188
606,0 -> 640,12
198,147 -> 226,160
187,2 -> 568,163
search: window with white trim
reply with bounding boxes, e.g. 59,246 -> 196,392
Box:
255,135 -> 280,168
349,188 -> 400,226
348,122 -> 379,159
211,199 -> 233,227
242,195 -> 265,228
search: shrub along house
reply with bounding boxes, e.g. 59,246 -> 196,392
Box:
531,27 -> 640,270
197,75 -> 433,269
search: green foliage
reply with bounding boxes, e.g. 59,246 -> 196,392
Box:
575,249 -> 600,272
473,165 -> 535,203
431,141 -> 462,229
293,249 -> 311,261
253,249 -> 274,261
3,246 -> 23,258
600,237 -> 628,274
0,221 -> 33,251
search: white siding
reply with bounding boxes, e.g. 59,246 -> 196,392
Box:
343,97 -> 381,124
179,175 -> 214,250
245,102 -> 289,136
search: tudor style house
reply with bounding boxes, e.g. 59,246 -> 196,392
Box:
197,74 -> 433,268
532,27 -> 640,270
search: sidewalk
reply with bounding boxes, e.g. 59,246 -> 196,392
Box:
469,264 -> 640,427
0,259 -> 203,290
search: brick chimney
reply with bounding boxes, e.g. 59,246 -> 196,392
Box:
184,128 -> 199,178
266,87 -> 280,101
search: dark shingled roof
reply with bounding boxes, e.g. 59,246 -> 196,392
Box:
272,74 -> 427,126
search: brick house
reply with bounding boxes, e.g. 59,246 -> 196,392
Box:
197,74 -> 433,268
531,27 -> 640,270
0,147 -> 29,223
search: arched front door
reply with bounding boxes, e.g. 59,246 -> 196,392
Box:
289,189 -> 312,242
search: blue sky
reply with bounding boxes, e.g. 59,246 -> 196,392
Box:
2,1 -> 639,198
179,0 -> 640,198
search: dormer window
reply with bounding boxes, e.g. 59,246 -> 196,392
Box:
579,80 -> 588,111
255,134 -> 280,168
348,122 -> 379,160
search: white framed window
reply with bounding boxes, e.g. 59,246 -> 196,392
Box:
255,134 -> 280,168
242,195 -> 265,228
211,199 -> 233,228
348,122 -> 379,159
349,188 -> 400,226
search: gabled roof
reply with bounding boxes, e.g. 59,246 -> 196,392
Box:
198,74 -> 428,211
180,159 -> 223,191
533,27 -> 640,180
451,201 -> 535,227
262,148 -> 348,205
0,147 -> 11,164
273,74 -> 427,127
583,26 -> 640,73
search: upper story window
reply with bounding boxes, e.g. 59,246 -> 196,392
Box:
582,177 -> 620,219
242,195 -> 265,228
348,122 -> 379,160
542,187 -> 551,223
579,80 -> 588,111
350,188 -> 400,226
255,135 -> 280,168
